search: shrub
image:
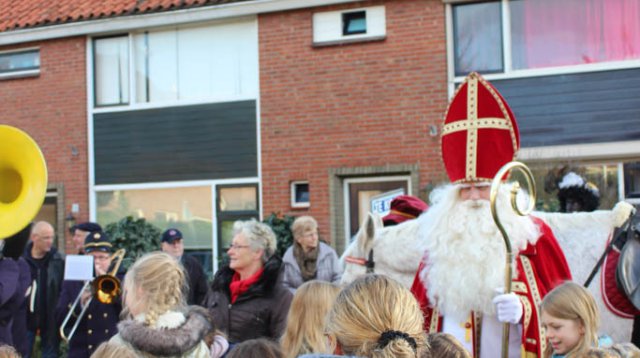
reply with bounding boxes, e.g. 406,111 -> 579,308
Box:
104,216 -> 162,270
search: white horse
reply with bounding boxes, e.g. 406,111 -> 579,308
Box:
341,202 -> 636,342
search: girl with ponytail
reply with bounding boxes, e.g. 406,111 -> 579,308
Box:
324,274 -> 428,358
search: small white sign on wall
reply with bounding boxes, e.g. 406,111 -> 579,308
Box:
370,188 -> 405,217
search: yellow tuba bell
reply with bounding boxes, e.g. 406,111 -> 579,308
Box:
0,125 -> 48,239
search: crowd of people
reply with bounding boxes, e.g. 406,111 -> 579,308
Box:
2,72 -> 640,358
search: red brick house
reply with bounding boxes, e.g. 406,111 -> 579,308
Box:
1,0 -> 639,275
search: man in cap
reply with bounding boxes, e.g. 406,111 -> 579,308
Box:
70,222 -> 102,254
161,228 -> 208,305
410,73 -> 571,357
55,231 -> 121,358
382,195 -> 429,226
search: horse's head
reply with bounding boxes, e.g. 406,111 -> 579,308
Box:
340,212 -> 382,285
340,211 -> 425,288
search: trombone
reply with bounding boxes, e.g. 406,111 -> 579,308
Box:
60,249 -> 126,343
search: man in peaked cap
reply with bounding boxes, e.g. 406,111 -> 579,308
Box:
71,222 -> 102,254
55,231 -> 122,358
410,73 -> 571,358
382,195 -> 429,226
161,228 -> 209,305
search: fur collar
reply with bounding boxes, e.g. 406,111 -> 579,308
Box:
118,306 -> 212,356
212,255 -> 283,301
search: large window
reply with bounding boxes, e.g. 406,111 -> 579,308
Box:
96,186 -> 213,250
452,0 -> 640,76
93,20 -> 258,107
527,162 -> 620,212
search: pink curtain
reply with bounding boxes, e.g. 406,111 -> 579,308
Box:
517,0 -> 640,69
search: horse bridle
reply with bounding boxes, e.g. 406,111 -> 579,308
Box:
344,249 -> 375,273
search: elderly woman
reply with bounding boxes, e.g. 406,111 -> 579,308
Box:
205,219 -> 293,343
282,216 -> 342,292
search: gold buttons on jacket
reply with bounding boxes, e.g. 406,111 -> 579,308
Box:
87,314 -> 92,320
88,345 -> 93,350
103,313 -> 108,318
105,329 -> 109,334
88,329 -> 93,335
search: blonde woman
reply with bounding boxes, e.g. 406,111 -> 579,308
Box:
325,274 -> 427,358
205,220 -> 293,343
109,252 -> 212,357
281,281 -> 341,358
282,216 -> 342,293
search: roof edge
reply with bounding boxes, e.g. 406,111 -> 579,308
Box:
0,0 -> 362,46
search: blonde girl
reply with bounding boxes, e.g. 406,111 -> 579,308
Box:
325,274 -> 427,358
281,281 -> 341,358
541,281 -> 599,357
109,252 -> 212,357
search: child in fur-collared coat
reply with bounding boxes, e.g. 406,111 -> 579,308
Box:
109,252 -> 212,357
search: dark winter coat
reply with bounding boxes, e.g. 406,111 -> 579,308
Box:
109,306 -> 212,357
55,275 -> 123,357
0,257 -> 31,355
205,255 -> 293,343
182,254 -> 209,306
23,242 -> 65,346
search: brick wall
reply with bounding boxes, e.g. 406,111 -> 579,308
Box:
259,0 -> 449,245
0,36 -> 88,253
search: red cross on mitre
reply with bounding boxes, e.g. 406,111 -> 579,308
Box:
441,72 -> 520,184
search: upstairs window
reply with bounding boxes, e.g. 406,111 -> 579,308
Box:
0,49 -> 40,78
452,0 -> 640,76
93,21 -> 258,107
94,36 -> 130,106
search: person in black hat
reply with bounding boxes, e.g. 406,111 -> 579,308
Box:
161,228 -> 209,306
55,231 -> 122,358
557,172 -> 600,213
71,222 -> 102,254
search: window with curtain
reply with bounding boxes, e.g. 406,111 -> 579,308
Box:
94,36 -> 130,106
453,0 -> 640,75
453,1 -> 503,76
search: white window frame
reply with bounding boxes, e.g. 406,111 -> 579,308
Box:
445,0 -> 640,94
290,181 -> 310,208
312,6 -> 386,46
343,175 -> 411,245
0,47 -> 40,80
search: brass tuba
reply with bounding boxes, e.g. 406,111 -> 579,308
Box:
0,125 -> 47,240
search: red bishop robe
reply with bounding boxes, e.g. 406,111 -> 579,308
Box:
410,217 -> 572,358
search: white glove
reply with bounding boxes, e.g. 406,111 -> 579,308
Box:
492,292 -> 523,324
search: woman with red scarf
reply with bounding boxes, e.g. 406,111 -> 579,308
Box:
205,220 -> 293,344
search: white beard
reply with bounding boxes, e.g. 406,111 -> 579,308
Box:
418,185 -> 540,321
